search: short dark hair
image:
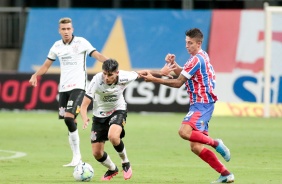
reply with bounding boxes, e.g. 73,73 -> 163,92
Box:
185,28 -> 203,42
102,58 -> 119,72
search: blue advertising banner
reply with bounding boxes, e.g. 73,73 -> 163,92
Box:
19,8 -> 211,72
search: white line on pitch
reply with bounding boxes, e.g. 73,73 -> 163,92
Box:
0,150 -> 27,160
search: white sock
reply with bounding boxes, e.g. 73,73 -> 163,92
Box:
68,133 -> 74,152
69,130 -> 81,158
101,155 -> 116,170
118,147 -> 129,163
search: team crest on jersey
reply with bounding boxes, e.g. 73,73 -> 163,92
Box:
72,44 -> 79,53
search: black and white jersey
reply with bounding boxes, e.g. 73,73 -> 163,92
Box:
86,70 -> 139,118
47,36 -> 96,92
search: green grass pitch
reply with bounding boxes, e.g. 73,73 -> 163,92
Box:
0,111 -> 281,184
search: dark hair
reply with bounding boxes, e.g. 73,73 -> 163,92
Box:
102,58 -> 119,72
185,28 -> 203,42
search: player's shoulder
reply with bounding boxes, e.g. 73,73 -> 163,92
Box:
119,70 -> 138,76
73,36 -> 88,42
91,72 -> 103,80
52,39 -> 64,47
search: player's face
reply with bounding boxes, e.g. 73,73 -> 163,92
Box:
59,23 -> 74,43
103,70 -> 119,85
185,36 -> 201,56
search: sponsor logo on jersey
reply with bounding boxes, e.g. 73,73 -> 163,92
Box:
99,109 -> 116,117
103,95 -> 118,102
119,78 -> 128,82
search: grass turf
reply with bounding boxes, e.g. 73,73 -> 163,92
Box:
0,111 -> 281,184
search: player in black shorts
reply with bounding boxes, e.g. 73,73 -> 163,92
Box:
29,17 -> 108,167
80,59 -> 147,181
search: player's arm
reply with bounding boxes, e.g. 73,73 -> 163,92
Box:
29,59 -> 53,87
80,95 -> 92,129
90,50 -> 108,62
142,72 -> 187,88
169,61 -> 182,76
141,64 -> 174,79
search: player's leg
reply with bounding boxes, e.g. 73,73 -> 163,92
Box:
63,112 -> 81,167
108,111 -> 132,180
92,142 -> 118,180
58,91 -> 77,166
92,116 -> 118,181
190,142 -> 234,183
62,89 -> 85,167
180,103 -> 230,162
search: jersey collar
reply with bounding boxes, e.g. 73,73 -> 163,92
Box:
62,35 -> 74,45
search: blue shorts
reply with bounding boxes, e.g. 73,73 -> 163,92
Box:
182,103 -> 215,135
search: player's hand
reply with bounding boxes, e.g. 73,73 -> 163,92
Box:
160,63 -> 174,78
82,118 -> 90,129
165,53 -> 176,64
141,71 -> 154,82
137,70 -> 149,78
29,75 -> 38,87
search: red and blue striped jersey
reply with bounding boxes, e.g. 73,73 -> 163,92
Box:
180,49 -> 218,104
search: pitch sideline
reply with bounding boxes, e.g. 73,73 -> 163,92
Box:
0,149 -> 27,160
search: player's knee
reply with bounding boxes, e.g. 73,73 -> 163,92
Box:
108,134 -> 119,145
64,117 -> 77,132
178,129 -> 188,140
190,144 -> 202,155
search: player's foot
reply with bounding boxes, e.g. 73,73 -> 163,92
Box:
101,166 -> 118,181
211,173 -> 235,183
215,139 -> 231,162
63,156 -> 82,167
122,162 -> 132,180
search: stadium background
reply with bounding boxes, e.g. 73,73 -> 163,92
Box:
1,0 -> 282,117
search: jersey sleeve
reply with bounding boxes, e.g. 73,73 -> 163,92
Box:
118,71 -> 138,84
181,56 -> 200,79
47,43 -> 57,61
85,75 -> 97,99
81,37 -> 96,56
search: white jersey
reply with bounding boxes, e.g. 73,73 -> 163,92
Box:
47,36 -> 96,92
86,70 -> 139,118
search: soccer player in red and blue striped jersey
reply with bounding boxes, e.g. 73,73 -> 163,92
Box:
142,28 -> 234,183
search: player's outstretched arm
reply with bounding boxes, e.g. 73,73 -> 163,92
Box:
29,59 -> 53,87
91,51 -> 108,62
142,71 -> 186,88
80,96 -> 91,129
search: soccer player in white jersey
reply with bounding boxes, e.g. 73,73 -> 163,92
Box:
80,58 -> 148,181
29,17 -> 108,167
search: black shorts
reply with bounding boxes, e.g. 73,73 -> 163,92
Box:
58,89 -> 85,119
90,110 -> 127,143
